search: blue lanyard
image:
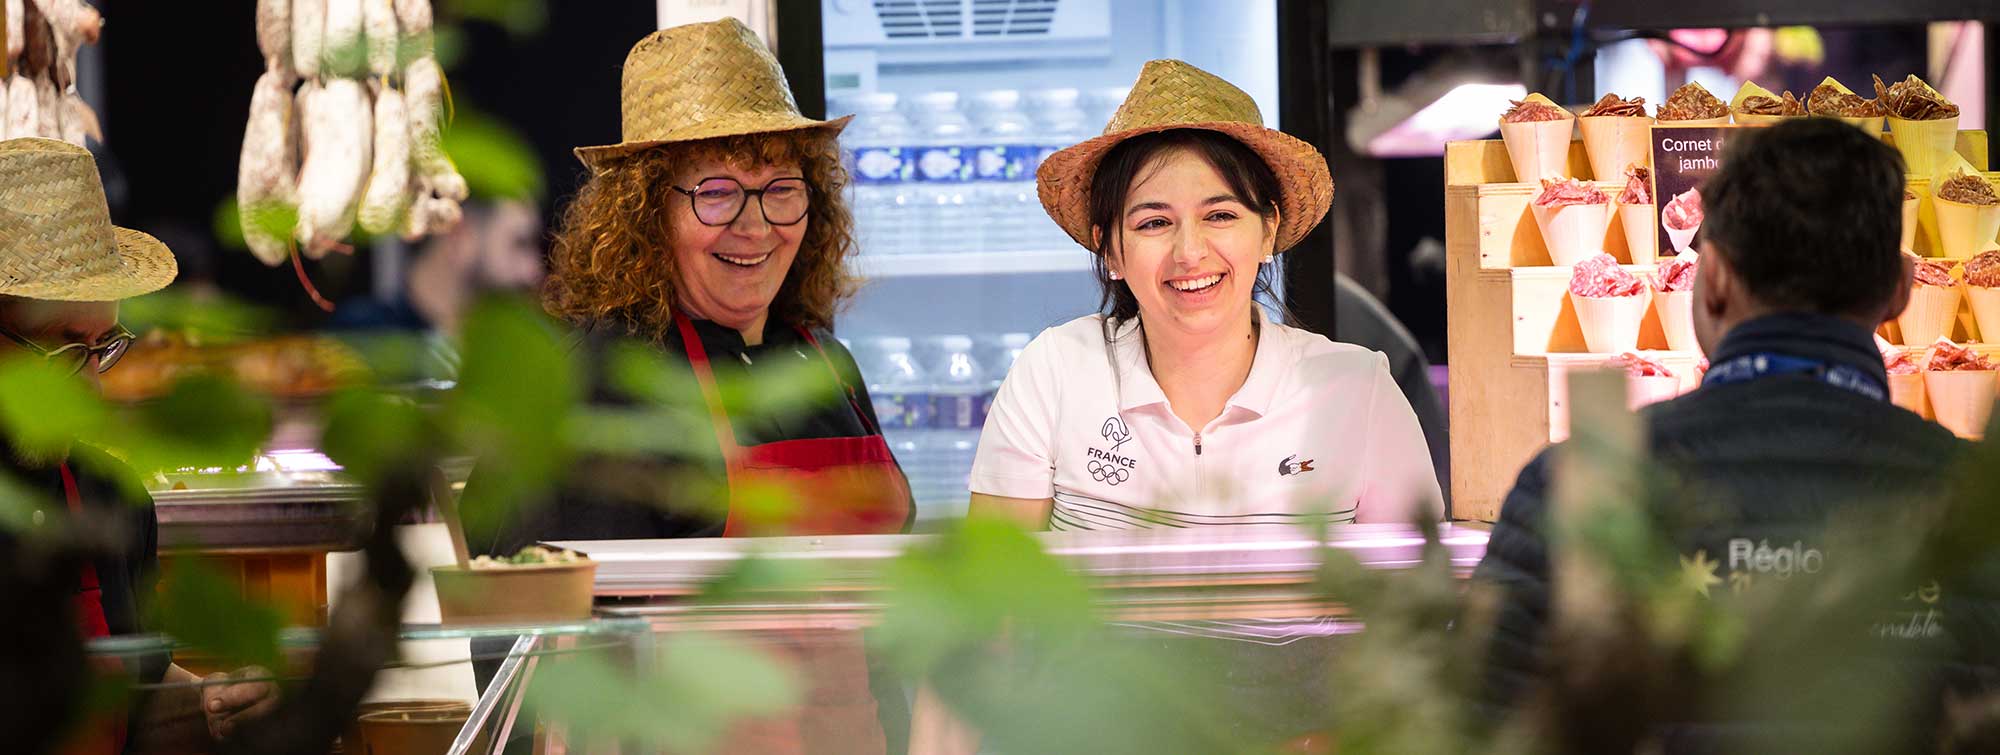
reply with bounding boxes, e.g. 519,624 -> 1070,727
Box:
1700,352 -> 1887,402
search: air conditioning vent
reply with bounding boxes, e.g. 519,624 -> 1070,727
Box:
874,0 -> 964,39
971,0 -> 1058,36
875,0 -> 1060,39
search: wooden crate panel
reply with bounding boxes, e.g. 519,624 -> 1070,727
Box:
1447,182 -> 1647,270
1525,352 -> 1704,444
1480,266 -> 1678,356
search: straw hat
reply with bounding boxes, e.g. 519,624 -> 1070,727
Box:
574,18 -> 852,166
1037,59 -> 1333,253
0,138 -> 176,302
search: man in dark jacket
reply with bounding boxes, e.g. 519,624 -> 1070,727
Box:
1472,118 -> 1986,750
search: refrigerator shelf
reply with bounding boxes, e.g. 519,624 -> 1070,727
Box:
852,249 -> 1093,278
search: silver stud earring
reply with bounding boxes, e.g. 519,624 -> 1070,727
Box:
1109,270 -> 1123,280
1262,254 -> 1274,264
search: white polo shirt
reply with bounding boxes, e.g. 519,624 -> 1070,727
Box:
971,310 -> 1443,529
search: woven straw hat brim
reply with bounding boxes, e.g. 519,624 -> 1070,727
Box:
574,114 -> 854,167
1036,120 -> 1333,253
0,226 -> 178,302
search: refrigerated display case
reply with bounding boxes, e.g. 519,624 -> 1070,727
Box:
809,0 -> 1284,527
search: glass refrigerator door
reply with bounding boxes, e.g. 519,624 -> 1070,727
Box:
821,0 -> 1279,527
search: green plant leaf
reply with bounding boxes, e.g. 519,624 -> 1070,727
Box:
872,516 -> 1095,678
320,389 -> 430,486
151,558 -> 285,671
443,108 -> 544,201
527,632 -> 796,750
113,374 -> 272,473
0,356 -> 109,463
447,296 -> 577,535
447,0 -> 549,37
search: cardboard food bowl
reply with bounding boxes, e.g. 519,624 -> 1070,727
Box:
1902,194 -> 1921,252
356,707 -> 486,755
1887,372 -> 1932,419
1578,115 -> 1651,182
1531,201 -> 1612,267
1500,117 -> 1575,182
1888,115 -> 1960,179
1654,290 -> 1697,352
1897,284 -> 1964,345
432,561 -> 597,625
1968,286 -> 2000,343
1924,369 -> 1997,440
1933,196 -> 2000,261
1617,203 -> 1658,265
1572,293 -> 1649,353
1627,374 -> 1682,409
344,701 -> 471,755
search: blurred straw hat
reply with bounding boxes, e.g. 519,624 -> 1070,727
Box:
575,18 -> 852,166
0,138 -> 176,301
1036,59 -> 1333,253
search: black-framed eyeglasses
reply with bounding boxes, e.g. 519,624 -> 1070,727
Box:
670,176 -> 812,227
0,324 -> 135,375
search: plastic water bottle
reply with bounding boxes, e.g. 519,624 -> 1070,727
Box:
978,332 -> 1031,422
1027,88 -> 1092,250
842,93 -> 914,256
862,336 -> 933,433
908,92 -> 975,256
927,335 -> 984,518
858,337 -> 931,510
969,90 -> 1036,253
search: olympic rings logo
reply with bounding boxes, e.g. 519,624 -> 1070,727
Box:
1088,459 -> 1130,486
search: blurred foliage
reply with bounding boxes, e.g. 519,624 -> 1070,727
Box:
120,289 -> 276,343
446,296 -> 577,537
527,632 -> 796,752
150,558 -> 285,672
0,356 -> 109,463
117,374 -> 273,474
448,0 -> 549,38
445,107 -> 546,202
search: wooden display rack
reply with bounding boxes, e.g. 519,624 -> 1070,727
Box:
1446,130 -> 1992,523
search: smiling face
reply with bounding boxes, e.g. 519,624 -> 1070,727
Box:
669,158 -> 809,336
1098,147 -> 1278,342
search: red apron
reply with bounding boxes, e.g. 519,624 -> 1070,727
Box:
676,315 -> 912,537
677,316 -> 909,755
62,463 -> 128,755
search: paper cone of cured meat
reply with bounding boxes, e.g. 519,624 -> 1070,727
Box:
1573,292 -> 1649,353
1809,77 -> 1884,137
1578,115 -> 1651,182
1887,371 -> 1931,418
1500,94 -> 1575,182
1902,192 -> 1921,251
1618,203 -> 1658,265
1664,223 -> 1698,254
1926,369 -> 1997,439
1899,284 -> 1964,345
1891,115 -> 1961,177
1933,181 -> 2000,261
1729,81 -> 1795,126
1883,76 -> 1960,178
1627,374 -> 1682,409
1653,290 -> 1696,351
1967,285 -> 2000,344
1662,116 -> 1729,127
1532,200 -> 1611,267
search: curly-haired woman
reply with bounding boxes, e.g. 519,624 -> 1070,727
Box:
463,22 -> 909,755
485,19 -> 911,552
